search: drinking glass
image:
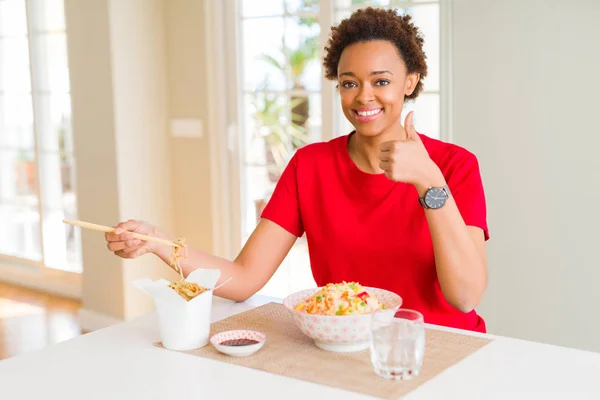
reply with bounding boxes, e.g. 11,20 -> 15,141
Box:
370,308 -> 425,380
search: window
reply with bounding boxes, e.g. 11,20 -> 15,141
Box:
0,0 -> 80,273
232,0 -> 442,297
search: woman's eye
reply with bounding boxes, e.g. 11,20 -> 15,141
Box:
341,81 -> 357,88
375,80 -> 390,86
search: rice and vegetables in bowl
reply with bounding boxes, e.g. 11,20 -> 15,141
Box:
294,282 -> 386,316
283,282 -> 402,352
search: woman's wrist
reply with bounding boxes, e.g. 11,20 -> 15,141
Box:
148,226 -> 176,259
414,162 -> 446,197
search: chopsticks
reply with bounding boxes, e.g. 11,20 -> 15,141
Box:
62,219 -> 179,248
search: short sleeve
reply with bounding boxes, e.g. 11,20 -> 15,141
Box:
260,152 -> 305,237
447,152 -> 490,240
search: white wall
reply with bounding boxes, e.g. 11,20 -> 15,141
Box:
452,0 -> 600,352
164,0 -> 215,254
108,0 -> 176,319
65,0 -> 179,324
65,0 -> 125,319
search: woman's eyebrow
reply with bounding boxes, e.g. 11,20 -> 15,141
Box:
339,70 -> 394,77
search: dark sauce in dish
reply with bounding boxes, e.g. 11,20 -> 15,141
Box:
220,338 -> 260,346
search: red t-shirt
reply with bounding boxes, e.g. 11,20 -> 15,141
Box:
261,132 -> 490,333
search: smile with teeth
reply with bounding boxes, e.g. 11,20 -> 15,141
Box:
355,108 -> 383,117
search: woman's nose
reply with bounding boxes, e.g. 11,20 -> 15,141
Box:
355,84 -> 374,104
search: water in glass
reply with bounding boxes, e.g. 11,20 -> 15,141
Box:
370,309 -> 425,380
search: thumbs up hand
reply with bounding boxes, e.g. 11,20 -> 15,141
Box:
378,112 -> 445,194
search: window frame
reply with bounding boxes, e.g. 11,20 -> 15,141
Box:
205,0 -> 452,260
0,0 -> 81,298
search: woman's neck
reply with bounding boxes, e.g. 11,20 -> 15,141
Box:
348,124 -> 406,174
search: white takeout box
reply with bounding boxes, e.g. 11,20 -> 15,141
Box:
133,268 -> 221,351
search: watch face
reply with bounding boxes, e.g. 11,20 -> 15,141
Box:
424,187 -> 447,209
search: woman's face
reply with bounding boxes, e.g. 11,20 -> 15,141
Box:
337,40 -> 419,138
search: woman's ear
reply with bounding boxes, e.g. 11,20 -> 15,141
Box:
405,73 -> 420,96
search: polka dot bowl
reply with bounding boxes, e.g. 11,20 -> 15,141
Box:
283,287 -> 402,353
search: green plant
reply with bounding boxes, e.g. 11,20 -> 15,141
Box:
252,2 -> 321,182
251,88 -> 308,181
260,36 -> 318,89
259,34 -> 318,137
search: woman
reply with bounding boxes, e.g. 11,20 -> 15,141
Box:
106,8 -> 489,332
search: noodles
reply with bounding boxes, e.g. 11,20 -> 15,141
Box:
169,238 -> 188,279
168,280 -> 208,301
167,238 -> 207,301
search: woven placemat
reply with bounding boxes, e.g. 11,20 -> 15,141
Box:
155,302 -> 491,399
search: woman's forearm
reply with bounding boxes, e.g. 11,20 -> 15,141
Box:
150,232 -> 254,302
415,181 -> 487,313
149,219 -> 297,303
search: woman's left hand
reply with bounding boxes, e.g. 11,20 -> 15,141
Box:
378,111 -> 445,194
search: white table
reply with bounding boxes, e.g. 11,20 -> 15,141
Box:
1,295 -> 600,400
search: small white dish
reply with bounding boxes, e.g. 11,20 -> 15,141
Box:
210,330 -> 267,357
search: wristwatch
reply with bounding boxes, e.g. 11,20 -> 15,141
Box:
418,185 -> 451,209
